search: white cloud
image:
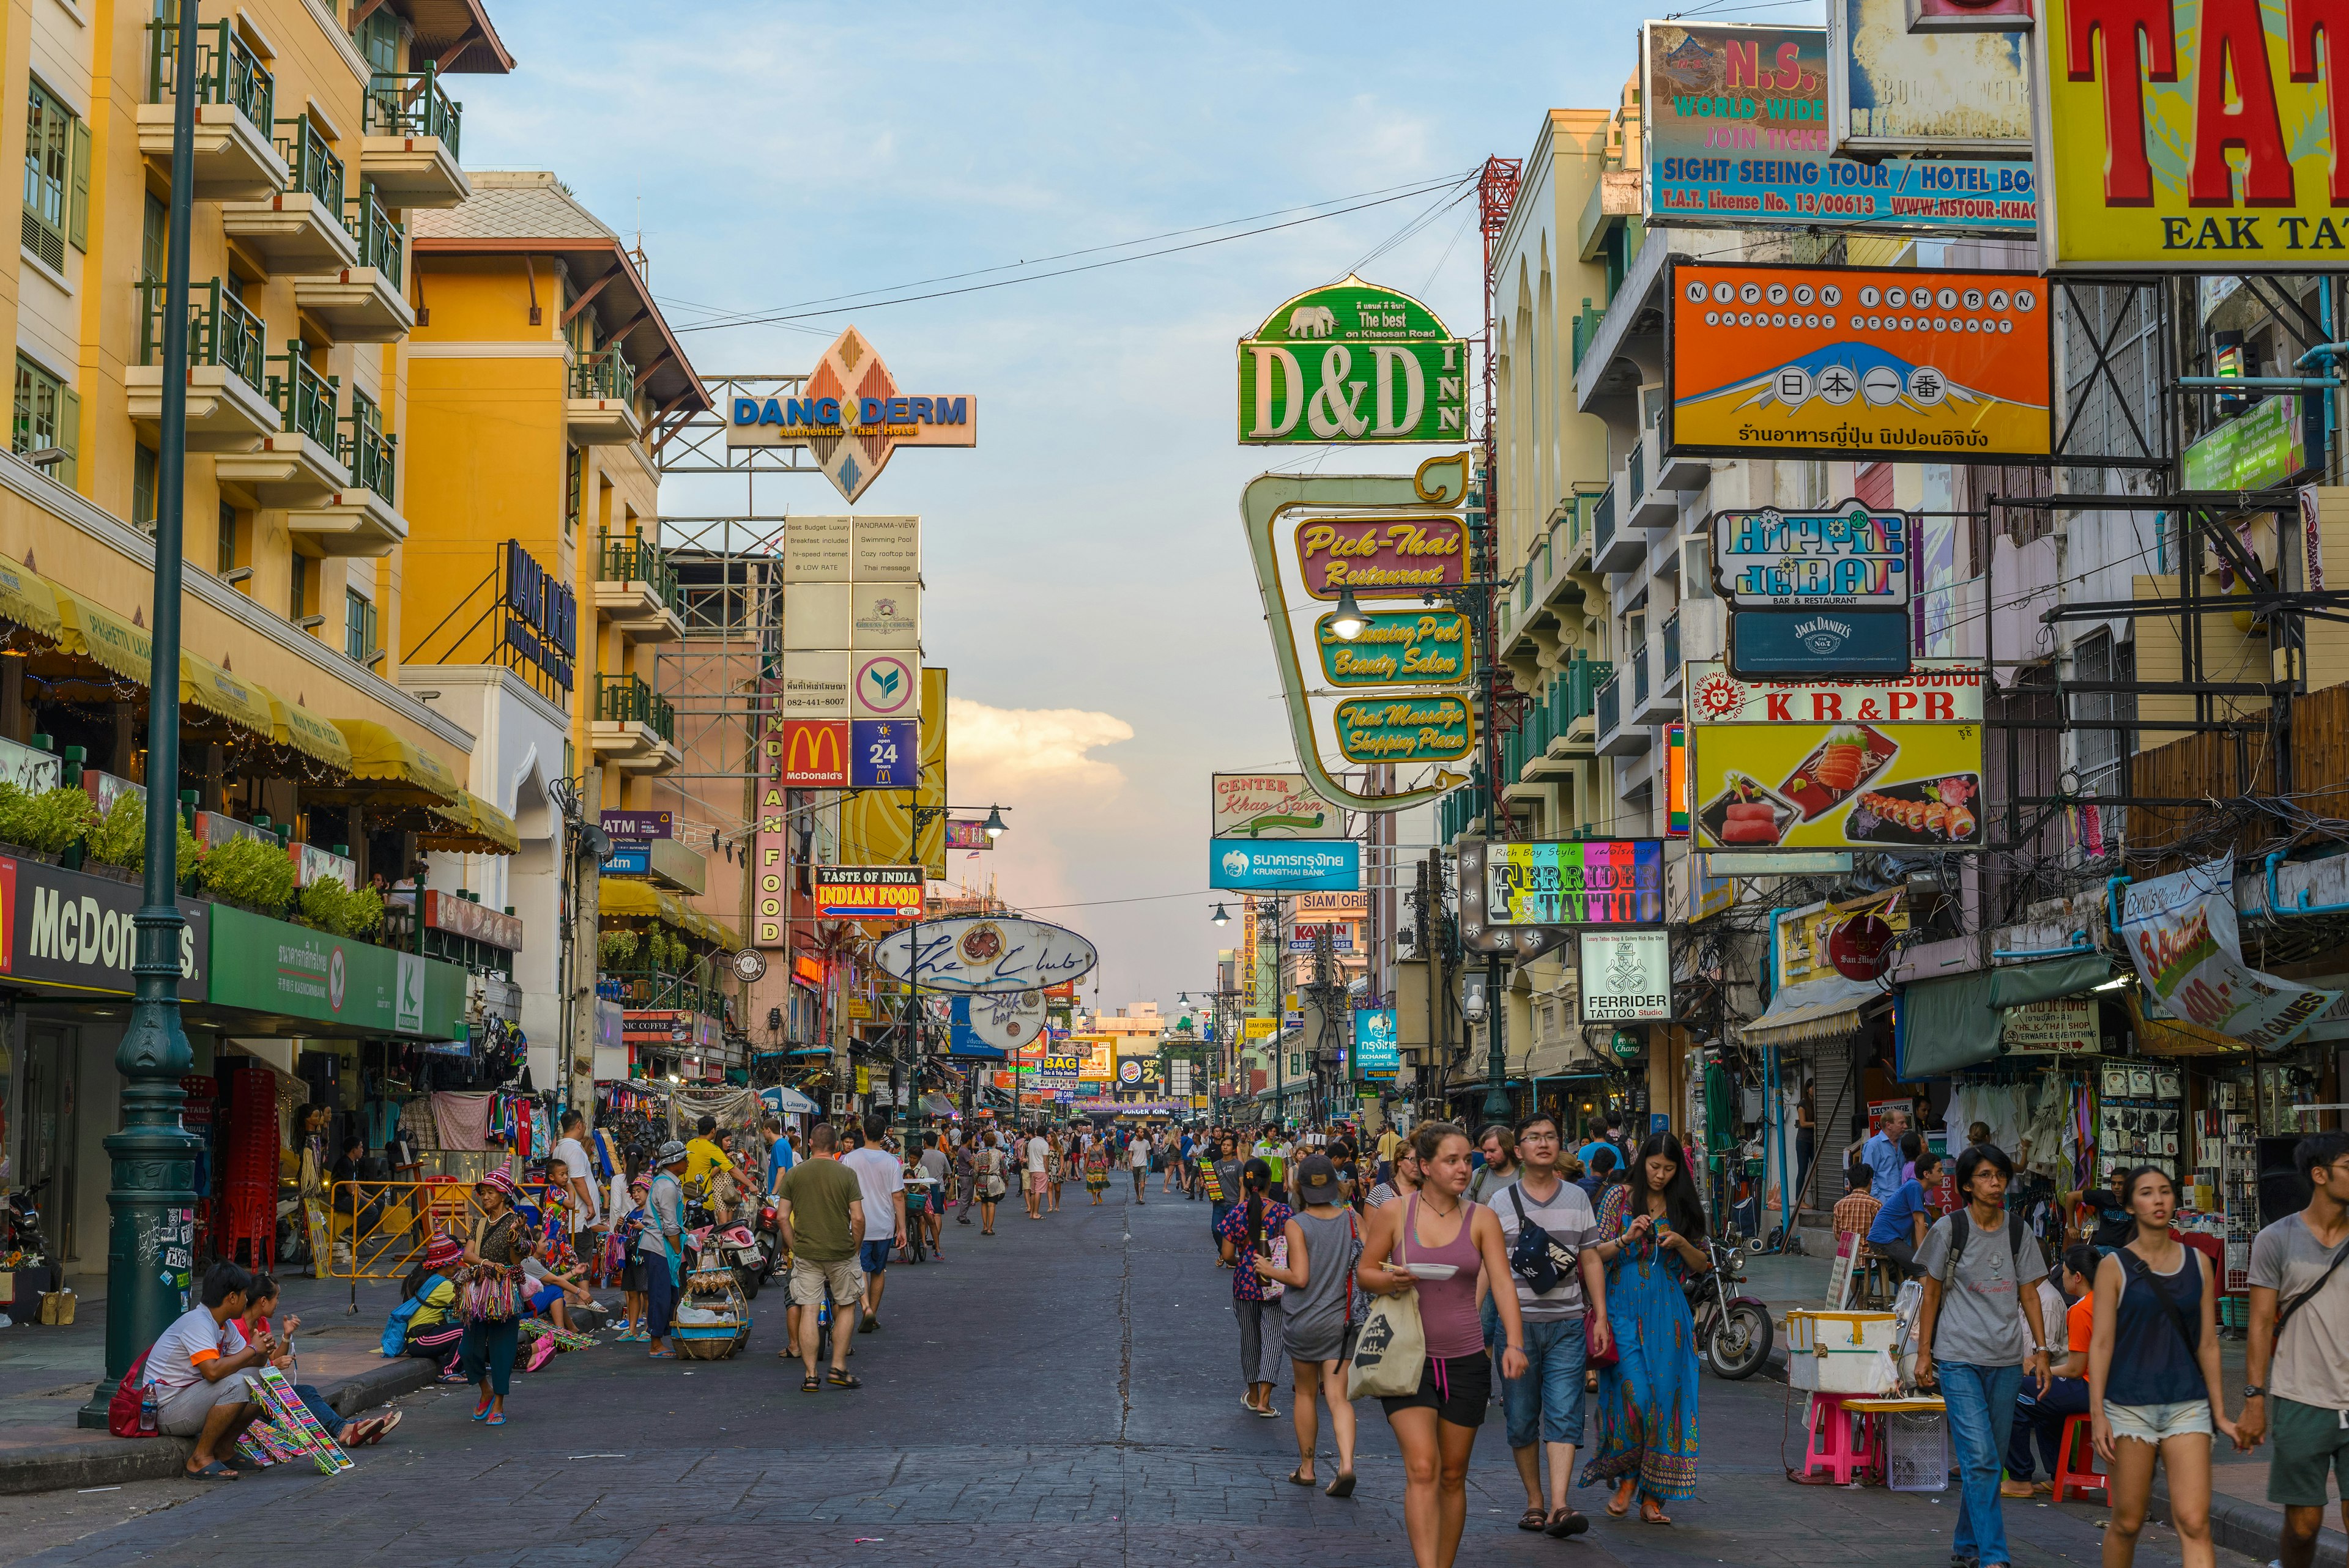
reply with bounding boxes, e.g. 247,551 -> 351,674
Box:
946,698 -> 1134,798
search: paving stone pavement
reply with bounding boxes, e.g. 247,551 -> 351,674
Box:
0,1179 -> 2277,1567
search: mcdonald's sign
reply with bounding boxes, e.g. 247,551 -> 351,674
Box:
777,718 -> 849,787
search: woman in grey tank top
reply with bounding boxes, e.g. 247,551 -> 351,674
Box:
1259,1154 -> 1364,1496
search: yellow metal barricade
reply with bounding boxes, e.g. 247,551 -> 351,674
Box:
326,1177 -> 560,1280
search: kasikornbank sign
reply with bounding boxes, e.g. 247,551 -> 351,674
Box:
207,903 -> 466,1038
0,856 -> 207,999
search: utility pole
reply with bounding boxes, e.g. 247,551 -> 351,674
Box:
567,766 -> 604,1124
83,0 -> 201,1429
1469,476 -> 1511,1127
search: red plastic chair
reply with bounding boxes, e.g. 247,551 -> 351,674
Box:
2052,1413 -> 2107,1502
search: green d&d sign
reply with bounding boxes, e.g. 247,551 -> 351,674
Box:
1239,276 -> 1469,445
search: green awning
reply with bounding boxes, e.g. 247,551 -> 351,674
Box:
1899,955 -> 2118,1078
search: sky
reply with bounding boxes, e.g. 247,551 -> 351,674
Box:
460,0 -> 1827,1010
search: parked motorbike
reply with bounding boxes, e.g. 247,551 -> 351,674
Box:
1688,1234 -> 1773,1379
681,1200 -> 770,1298
6,1178 -> 50,1262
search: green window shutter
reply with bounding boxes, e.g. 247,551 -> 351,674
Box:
56,384 -> 78,487
66,117 -> 88,252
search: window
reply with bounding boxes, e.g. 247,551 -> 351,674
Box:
344,588 -> 378,664
217,501 -> 240,577
289,552 -> 311,623
133,445 -> 158,534
141,191 -> 167,286
564,446 -> 581,535
21,81 -> 84,271
12,354 -> 75,484
354,6 -> 400,72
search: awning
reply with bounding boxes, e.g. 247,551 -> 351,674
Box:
598,876 -> 735,947
179,652 -> 275,741
331,719 -> 462,803
421,790 -> 521,854
55,590 -> 150,686
265,692 -> 355,772
0,552 -> 61,642
1744,971 -> 1881,1049
1898,953 -> 2120,1078
761,1085 -> 821,1114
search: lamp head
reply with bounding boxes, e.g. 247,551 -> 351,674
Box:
1211,903 -> 1231,927
983,805 -> 1008,839
1329,588 -> 1368,642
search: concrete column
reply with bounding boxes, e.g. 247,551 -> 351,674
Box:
567,764 -> 603,1125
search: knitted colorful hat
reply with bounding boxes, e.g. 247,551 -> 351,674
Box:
424,1233 -> 464,1271
477,1168 -> 522,1204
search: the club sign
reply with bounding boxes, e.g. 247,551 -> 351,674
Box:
871,917 -> 1100,994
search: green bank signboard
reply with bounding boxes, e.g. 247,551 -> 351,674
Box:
1238,279 -> 1469,445
208,903 -> 467,1039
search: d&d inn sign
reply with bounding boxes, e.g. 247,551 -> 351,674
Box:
1239,278 -> 1469,445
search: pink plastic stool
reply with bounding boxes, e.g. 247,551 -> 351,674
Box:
1802,1392 -> 1882,1483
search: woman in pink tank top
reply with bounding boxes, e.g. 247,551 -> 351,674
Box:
1357,1122 -> 1526,1568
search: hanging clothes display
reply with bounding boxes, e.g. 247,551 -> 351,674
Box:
429,1092 -> 494,1151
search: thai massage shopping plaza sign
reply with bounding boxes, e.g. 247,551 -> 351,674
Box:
1238,278 -> 1469,445
727,327 -> 977,500
2038,0 -> 2349,268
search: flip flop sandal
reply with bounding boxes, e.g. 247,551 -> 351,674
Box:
184,1462 -> 239,1481
472,1397 -> 494,1421
647,1350 -> 677,1359
801,1373 -> 821,1392
1604,1497 -> 1631,1518
367,1411 -> 403,1445
1642,1510 -> 1672,1526
1518,1507 -> 1549,1531
486,1412 -> 507,1427
1325,1472 -> 1356,1499
1286,1470 -> 1316,1487
828,1370 -> 861,1388
1546,1508 -> 1590,1538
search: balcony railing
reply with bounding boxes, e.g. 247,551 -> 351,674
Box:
1570,299 -> 1608,374
571,345 -> 636,404
342,391 -> 396,503
274,115 -> 343,213
1633,642 -> 1650,707
1663,611 -> 1681,679
138,278 -> 267,391
597,673 -> 676,744
346,184 -> 404,286
1565,656 -> 1612,726
266,342 -> 338,447
363,66 -> 461,156
603,965 -> 724,1019
1627,440 -> 1646,508
147,19 -> 275,128
600,531 -> 680,608
1592,484 -> 1617,561
1597,671 -> 1621,738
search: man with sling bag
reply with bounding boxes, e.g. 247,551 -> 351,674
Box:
2234,1131 -> 2349,1568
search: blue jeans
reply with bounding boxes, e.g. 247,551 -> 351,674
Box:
1480,1290 -> 1502,1353
1503,1314 -> 1589,1451
2007,1374 -> 2090,1481
1940,1361 -> 2023,1566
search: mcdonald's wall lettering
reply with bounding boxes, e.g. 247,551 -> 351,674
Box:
773,716 -> 849,788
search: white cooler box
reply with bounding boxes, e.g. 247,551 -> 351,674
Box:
1784,1309 -> 1900,1395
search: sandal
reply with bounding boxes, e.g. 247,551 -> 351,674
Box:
1641,1506 -> 1672,1526
1286,1468 -> 1316,1487
486,1411 -> 507,1427
367,1411 -> 403,1445
647,1350 -> 676,1359
1545,1507 -> 1590,1538
183,1462 -> 239,1481
801,1372 -> 821,1392
828,1369 -> 861,1388
1518,1507 -> 1550,1532
1325,1471 -> 1356,1499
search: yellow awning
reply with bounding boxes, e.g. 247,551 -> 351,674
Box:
598,876 -> 660,919
598,877 -> 735,949
179,652 -> 275,741
55,591 -> 152,686
330,719 -> 462,803
423,790 -> 521,855
0,552 -> 61,642
265,692 -> 355,772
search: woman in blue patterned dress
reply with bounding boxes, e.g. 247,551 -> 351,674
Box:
1580,1130 -> 1709,1524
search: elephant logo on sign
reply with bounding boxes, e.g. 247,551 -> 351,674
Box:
1288,305 -> 1337,338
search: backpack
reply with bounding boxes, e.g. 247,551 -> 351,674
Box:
379,1273 -> 447,1356
105,1352 -> 151,1438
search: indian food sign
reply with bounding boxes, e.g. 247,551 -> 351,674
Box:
2037,0 -> 2349,269
1687,660 -> 1985,850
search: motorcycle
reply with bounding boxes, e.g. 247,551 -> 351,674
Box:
6,1178 -> 50,1262
1688,1234 -> 1773,1379
682,1201 -> 771,1299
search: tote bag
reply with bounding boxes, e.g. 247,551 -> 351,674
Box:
1348,1197 -> 1428,1400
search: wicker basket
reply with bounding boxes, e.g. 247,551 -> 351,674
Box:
675,1322 -> 748,1359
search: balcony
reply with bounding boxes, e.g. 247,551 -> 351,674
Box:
1592,481 -> 1642,573
218,117 -> 358,272
360,68 -> 469,208
290,185 -> 413,341
592,673 -> 681,772
1629,637 -> 1679,727
568,347 -> 642,443
1553,655 -> 1609,756
595,532 -> 685,642
1569,298 -> 1608,375
1662,611 -> 1683,695
286,392 -> 404,556
1595,670 -> 1649,756
1627,426 -> 1680,532
139,21 -> 284,200
1554,493 -> 1593,574
1657,423 -> 1710,491
213,343 -> 350,506
127,279 -> 276,449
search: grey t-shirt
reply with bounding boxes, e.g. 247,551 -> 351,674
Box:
1491,1175 -> 1598,1321
2248,1213 -> 2349,1409
1915,1210 -> 2048,1368
918,1148 -> 951,1190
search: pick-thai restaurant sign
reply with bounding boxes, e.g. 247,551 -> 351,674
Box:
2118,859 -> 2340,1051
1642,21 -> 2035,231
1317,609 -> 1468,687
1211,772 -> 1345,840
1238,279 -> 1469,445
1668,261 -> 2052,462
1291,515 -> 1466,599
2036,0 -> 2349,270
0,856 -> 207,999
1712,503 -> 1911,608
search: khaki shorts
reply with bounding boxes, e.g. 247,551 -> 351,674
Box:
787,1254 -> 863,1309
1026,1170 -> 1048,1194
155,1370 -> 256,1437
2268,1395 -> 2349,1509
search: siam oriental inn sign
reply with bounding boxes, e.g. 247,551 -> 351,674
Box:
726,327 -> 978,500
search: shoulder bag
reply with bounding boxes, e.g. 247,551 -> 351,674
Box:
2120,1246 -> 2205,1363
2274,1235 -> 2349,1340
1348,1196 -> 1429,1400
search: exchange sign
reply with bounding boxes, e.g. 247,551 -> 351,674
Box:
1331,694 -> 1475,764
1292,514 -> 1466,599
1642,21 -> 2035,231
2037,0 -> 2349,269
1668,261 -> 2052,462
1238,280 -> 1469,445
1316,609 -> 1469,687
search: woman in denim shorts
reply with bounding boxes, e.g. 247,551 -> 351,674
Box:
2087,1164 -> 2236,1568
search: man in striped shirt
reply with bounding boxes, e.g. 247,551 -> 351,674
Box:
1831,1164 -> 1882,1242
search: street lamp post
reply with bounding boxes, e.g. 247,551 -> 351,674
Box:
82,0 -> 202,1428
901,803 -> 1008,1145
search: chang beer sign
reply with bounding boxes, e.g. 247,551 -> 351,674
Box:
1239,276 -> 1469,445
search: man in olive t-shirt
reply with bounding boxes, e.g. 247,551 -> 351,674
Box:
776,1122 -> 867,1386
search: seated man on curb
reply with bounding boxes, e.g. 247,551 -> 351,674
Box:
2001,1244 -> 2099,1497
146,1261 -> 273,1479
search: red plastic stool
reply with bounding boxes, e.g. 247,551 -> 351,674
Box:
2052,1413 -> 2107,1502
1802,1392 -> 1883,1483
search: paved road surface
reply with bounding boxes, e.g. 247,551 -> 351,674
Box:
0,1178 -> 2267,1567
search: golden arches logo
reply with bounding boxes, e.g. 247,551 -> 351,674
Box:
782,720 -> 846,782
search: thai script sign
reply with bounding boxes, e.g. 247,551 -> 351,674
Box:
1668,261 -> 2052,462
1644,21 -> 2036,231
2036,0 -> 2349,269
2118,859 -> 2339,1049
1210,840 -> 1362,893
1688,660 -> 1983,723
1291,515 -> 1466,599
1238,280 -> 1469,445
601,810 -> 672,840
1712,503 -> 1912,608
1316,608 -> 1468,687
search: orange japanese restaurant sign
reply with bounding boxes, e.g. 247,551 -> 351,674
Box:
1666,260 -> 2051,462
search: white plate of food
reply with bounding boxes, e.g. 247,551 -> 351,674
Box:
1398,1262 -> 1458,1281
